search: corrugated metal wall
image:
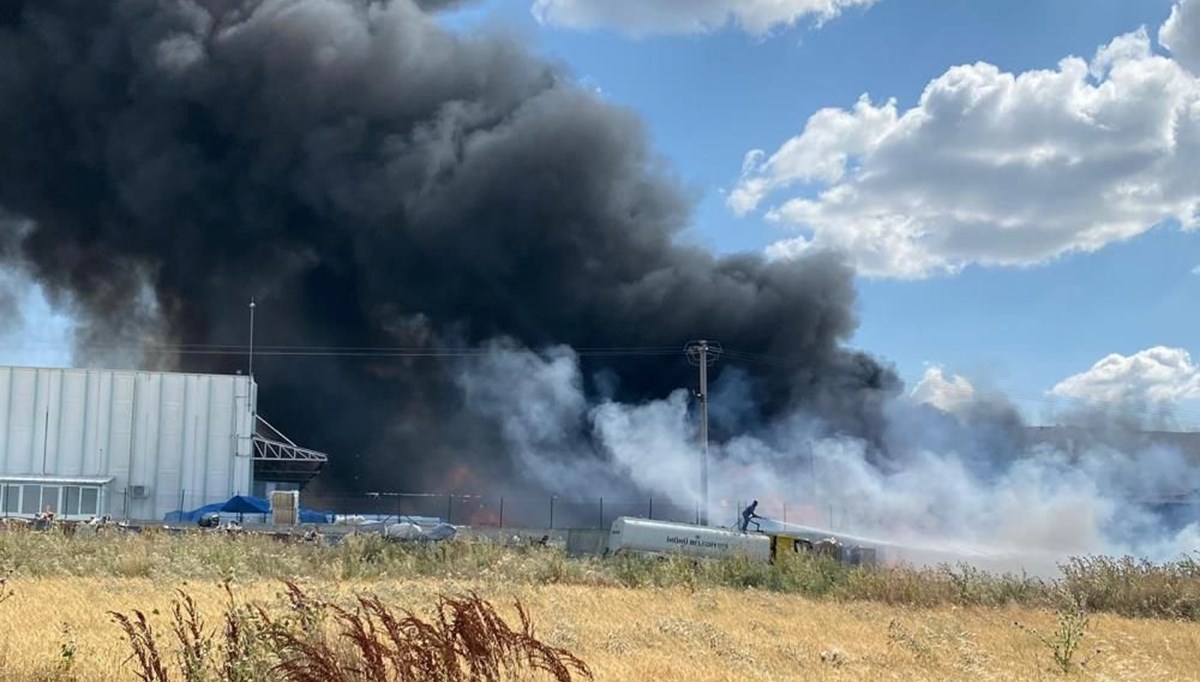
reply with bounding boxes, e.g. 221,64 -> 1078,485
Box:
0,366 -> 256,520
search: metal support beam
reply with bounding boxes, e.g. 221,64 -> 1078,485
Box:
251,413 -> 328,485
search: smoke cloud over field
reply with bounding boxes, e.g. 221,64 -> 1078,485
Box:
0,0 -> 1197,570
0,0 -> 894,490
462,344 -> 1200,573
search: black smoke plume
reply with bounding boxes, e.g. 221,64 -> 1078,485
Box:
0,0 -> 898,496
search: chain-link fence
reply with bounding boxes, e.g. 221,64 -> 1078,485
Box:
0,482 -> 856,529
297,493 -> 696,529
297,493 -> 850,531
25,481 -> 1200,539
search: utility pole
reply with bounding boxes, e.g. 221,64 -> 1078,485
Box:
685,339 -> 721,526
248,298 -> 256,378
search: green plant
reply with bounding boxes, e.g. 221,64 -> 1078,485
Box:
277,581 -> 327,642
219,580 -> 275,682
57,622 -> 78,674
1016,607 -> 1098,673
943,563 -> 987,605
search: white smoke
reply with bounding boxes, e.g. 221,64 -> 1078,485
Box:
458,340 -> 1200,576
0,270 -> 74,368
454,339 -> 622,496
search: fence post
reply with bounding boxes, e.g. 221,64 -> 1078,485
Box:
499,497 -> 505,529
447,494 -> 453,524
598,497 -> 604,529
549,496 -> 555,529
178,489 -> 185,519
648,497 -> 653,519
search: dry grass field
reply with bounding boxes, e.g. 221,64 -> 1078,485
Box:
1,529 -> 1199,680
3,577 -> 1200,681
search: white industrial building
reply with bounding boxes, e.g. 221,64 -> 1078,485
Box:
0,365 -> 327,521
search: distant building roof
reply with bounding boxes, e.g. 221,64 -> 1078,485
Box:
0,364 -> 253,381
0,475 -> 115,486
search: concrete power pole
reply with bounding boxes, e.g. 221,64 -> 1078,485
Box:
685,340 -> 721,526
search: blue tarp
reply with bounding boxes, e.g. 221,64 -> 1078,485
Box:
163,501 -> 224,523
299,508 -> 334,524
221,495 -> 271,515
163,495 -> 334,524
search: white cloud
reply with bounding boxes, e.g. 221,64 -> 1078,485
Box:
529,0 -> 877,37
734,2 -> 1200,278
1049,346 -> 1200,406
908,365 -> 976,413
1161,0 -> 1200,74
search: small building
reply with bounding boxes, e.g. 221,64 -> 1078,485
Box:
0,365 -> 327,521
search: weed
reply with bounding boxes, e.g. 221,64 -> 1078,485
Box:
263,583 -> 593,682
109,608 -> 170,682
57,622 -> 78,674
819,647 -> 845,667
1015,607 -> 1099,673
105,579 -> 592,682
218,581 -> 274,682
276,580 -> 327,642
170,590 -> 211,682
886,618 -> 932,661
943,563 -> 986,605
6,531 -> 1200,623
116,553 -> 155,579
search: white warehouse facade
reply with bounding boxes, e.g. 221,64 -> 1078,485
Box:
0,365 -> 327,521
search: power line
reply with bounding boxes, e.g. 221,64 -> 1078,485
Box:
0,342 -> 685,359
1,336 -> 1197,428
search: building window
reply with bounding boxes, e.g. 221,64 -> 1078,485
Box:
57,486 -> 101,517
0,483 -> 103,517
64,487 -> 81,516
41,486 -> 60,514
1,485 -> 17,514
80,487 -> 99,516
20,485 -> 41,515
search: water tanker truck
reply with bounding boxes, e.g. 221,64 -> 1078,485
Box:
606,516 -> 772,561
605,516 -> 880,566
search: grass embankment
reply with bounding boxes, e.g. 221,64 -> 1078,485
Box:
0,529 -> 1199,680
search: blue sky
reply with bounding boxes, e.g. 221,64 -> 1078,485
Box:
6,0 -> 1200,426
430,0 -> 1200,426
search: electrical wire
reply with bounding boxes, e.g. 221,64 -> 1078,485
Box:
0,341 -> 684,358
1,339 -> 1197,427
